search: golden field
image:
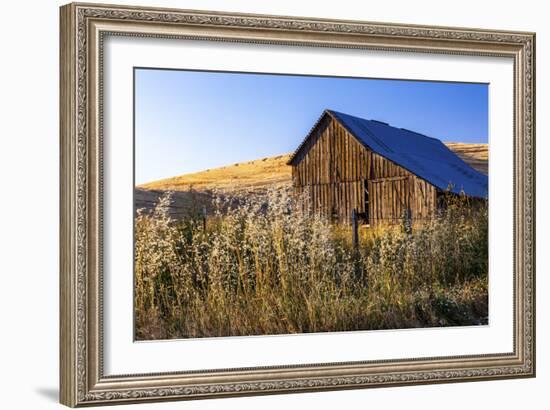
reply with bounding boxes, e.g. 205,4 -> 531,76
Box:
138,143 -> 488,193
135,189 -> 488,340
134,142 -> 489,340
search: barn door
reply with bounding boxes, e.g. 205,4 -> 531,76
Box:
368,177 -> 409,225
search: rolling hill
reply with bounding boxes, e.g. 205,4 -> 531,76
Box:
138,142 -> 488,193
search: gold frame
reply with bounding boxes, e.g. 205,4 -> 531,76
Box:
60,2 -> 536,407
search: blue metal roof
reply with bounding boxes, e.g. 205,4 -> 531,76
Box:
291,110 -> 488,198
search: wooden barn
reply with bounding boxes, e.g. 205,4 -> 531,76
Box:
287,110 -> 488,226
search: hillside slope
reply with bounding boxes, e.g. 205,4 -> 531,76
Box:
138,143 -> 488,193
139,154 -> 293,193
444,142 -> 488,175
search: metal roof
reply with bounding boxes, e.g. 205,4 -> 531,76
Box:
289,110 -> 488,198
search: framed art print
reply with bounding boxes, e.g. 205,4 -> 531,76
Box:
60,2 -> 536,406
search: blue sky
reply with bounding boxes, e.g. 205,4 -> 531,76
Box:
135,68 -> 488,184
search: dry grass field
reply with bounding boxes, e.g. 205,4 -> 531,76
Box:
134,142 -> 489,340
135,189 -> 488,340
444,142 -> 488,175
139,154 -> 292,193
138,143 -> 487,193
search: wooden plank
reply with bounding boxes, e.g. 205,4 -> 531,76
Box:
335,125 -> 340,182
375,181 -> 379,226
353,141 -> 358,181
402,177 -> 406,218
395,180 -> 399,220
323,127 -> 328,184
392,182 -> 395,222
405,177 -> 409,215
357,143 -> 363,179
399,180 -> 404,219
384,182 -> 391,222
345,128 -> 350,182
348,135 -> 356,182
320,128 -> 324,184
337,183 -> 341,221
385,182 -> 389,222
346,182 -> 350,222
309,142 -> 313,185
384,181 -> 388,222
337,124 -> 342,182
402,178 -> 406,216
349,136 -> 353,182
357,181 -> 361,213
317,129 -> 321,185
315,136 -> 319,185
341,125 -> 344,182
346,182 -> 353,221
396,181 -> 400,221
397,181 -> 401,221
384,181 -> 387,222
325,183 -> 329,218
338,183 -> 342,221
351,182 -> 355,221
371,182 -> 375,225
368,150 -> 372,180
377,182 -> 382,223
342,129 -> 346,182
414,178 -> 422,219
343,182 -> 347,222
379,182 -> 383,224
321,184 -> 328,217
365,147 -> 369,179
334,122 -> 338,183
336,123 -> 339,183
315,183 -> 318,214
407,176 -> 411,218
319,129 -> 323,185
369,175 -> 408,183
366,148 -> 370,179
310,134 -> 318,184
367,181 -> 371,224
325,184 -> 329,217
386,182 -> 390,222
307,152 -> 311,185
344,127 -> 348,182
304,153 -> 308,186
353,181 -> 361,212
327,121 -> 334,182
325,122 -> 329,184
332,121 -> 336,183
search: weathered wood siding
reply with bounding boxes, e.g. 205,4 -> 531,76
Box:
291,117 -> 437,225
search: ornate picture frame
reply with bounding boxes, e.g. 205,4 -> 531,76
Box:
60,2 -> 535,407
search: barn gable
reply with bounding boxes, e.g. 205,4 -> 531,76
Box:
288,110 -> 488,199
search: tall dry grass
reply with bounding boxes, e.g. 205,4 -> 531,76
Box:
135,189 -> 488,340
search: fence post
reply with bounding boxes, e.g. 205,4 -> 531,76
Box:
402,207 -> 412,234
352,208 -> 359,248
